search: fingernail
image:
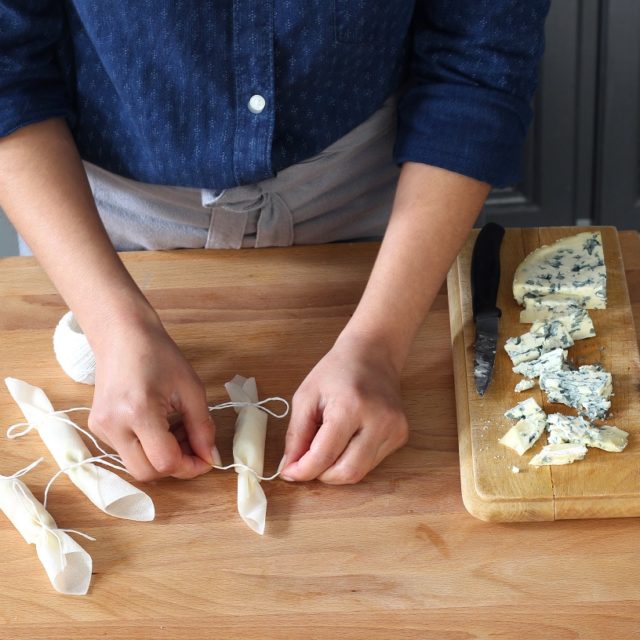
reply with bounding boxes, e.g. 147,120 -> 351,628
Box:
211,446 -> 222,467
277,455 -> 294,480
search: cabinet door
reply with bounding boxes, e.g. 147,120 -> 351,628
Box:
478,0 -> 599,228
594,0 -> 640,230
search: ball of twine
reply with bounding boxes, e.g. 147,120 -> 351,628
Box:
53,311 -> 96,385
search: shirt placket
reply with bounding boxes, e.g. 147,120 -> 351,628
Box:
232,0 -> 275,186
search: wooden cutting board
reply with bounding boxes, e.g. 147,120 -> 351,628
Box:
447,226 -> 640,522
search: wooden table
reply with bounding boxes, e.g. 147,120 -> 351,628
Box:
0,233 -> 638,639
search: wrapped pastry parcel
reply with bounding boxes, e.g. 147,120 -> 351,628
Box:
0,466 -> 92,595
225,375 -> 268,535
4,378 -> 155,521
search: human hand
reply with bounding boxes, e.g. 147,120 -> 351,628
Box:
87,309 -> 216,481
280,333 -> 409,484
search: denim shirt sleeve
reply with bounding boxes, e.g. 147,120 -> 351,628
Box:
0,0 -> 75,137
394,0 -> 551,187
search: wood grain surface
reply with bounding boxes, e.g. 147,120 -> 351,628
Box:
0,236 -> 639,640
448,227 -> 640,522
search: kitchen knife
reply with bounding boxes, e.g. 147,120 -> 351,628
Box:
471,222 -> 505,396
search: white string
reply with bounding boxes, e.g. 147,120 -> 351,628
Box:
12,479 -> 95,570
6,420 -> 37,439
43,454 -> 129,510
209,397 -> 290,419
6,397 -> 289,443
57,527 -> 96,542
5,398 -> 290,487
6,407 -> 90,439
53,311 -> 96,385
0,457 -> 45,480
5,408 -> 133,509
6,407 -> 124,468
212,462 -> 281,482
48,412 -> 123,465
209,397 -> 288,481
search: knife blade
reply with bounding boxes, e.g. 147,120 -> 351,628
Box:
471,222 -> 505,396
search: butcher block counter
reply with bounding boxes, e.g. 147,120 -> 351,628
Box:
0,231 -> 639,639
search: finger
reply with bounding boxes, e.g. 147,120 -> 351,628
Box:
318,416 -> 409,485
282,389 -> 321,468
106,428 -> 163,482
89,408 -> 156,478
87,420 -> 116,452
170,421 -> 196,456
172,382 -> 216,465
317,429 -> 383,485
136,414 -> 211,480
281,405 -> 358,481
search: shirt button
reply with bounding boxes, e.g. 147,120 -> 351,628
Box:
248,94 -> 266,114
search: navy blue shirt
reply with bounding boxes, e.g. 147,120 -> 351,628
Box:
0,1 -> 549,189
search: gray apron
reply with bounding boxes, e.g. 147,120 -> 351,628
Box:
20,97 -> 399,254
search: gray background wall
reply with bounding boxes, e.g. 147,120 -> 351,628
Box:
0,210 -> 18,257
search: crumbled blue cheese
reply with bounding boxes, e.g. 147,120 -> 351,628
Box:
539,365 -> 613,420
505,320 -> 574,366
504,231 -> 620,467
504,397 -> 546,422
500,418 -> 547,455
505,331 -> 545,366
513,347 -> 567,380
529,443 -> 588,466
515,379 -> 536,393
500,398 -> 547,455
530,309 -> 595,341
595,426 -> 629,452
513,231 -> 607,309
547,413 -> 628,452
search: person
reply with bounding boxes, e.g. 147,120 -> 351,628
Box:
0,1 -> 550,485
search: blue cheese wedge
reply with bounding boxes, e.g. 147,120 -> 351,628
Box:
515,379 -> 536,393
529,443 -> 588,466
539,364 -> 613,420
500,398 -> 547,455
514,232 -> 607,309
547,413 -> 628,452
505,320 -> 574,366
520,294 -> 586,323
530,309 -> 595,341
513,347 -> 567,380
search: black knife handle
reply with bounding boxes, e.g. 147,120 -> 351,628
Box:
471,222 -> 505,320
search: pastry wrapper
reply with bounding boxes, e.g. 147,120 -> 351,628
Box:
5,378 -> 155,521
0,474 -> 92,595
225,375 -> 268,535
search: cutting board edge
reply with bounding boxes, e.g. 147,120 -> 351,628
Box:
608,227 -> 640,358
553,494 -> 640,520
453,491 -> 640,523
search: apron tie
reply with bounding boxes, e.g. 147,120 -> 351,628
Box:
202,184 -> 293,249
